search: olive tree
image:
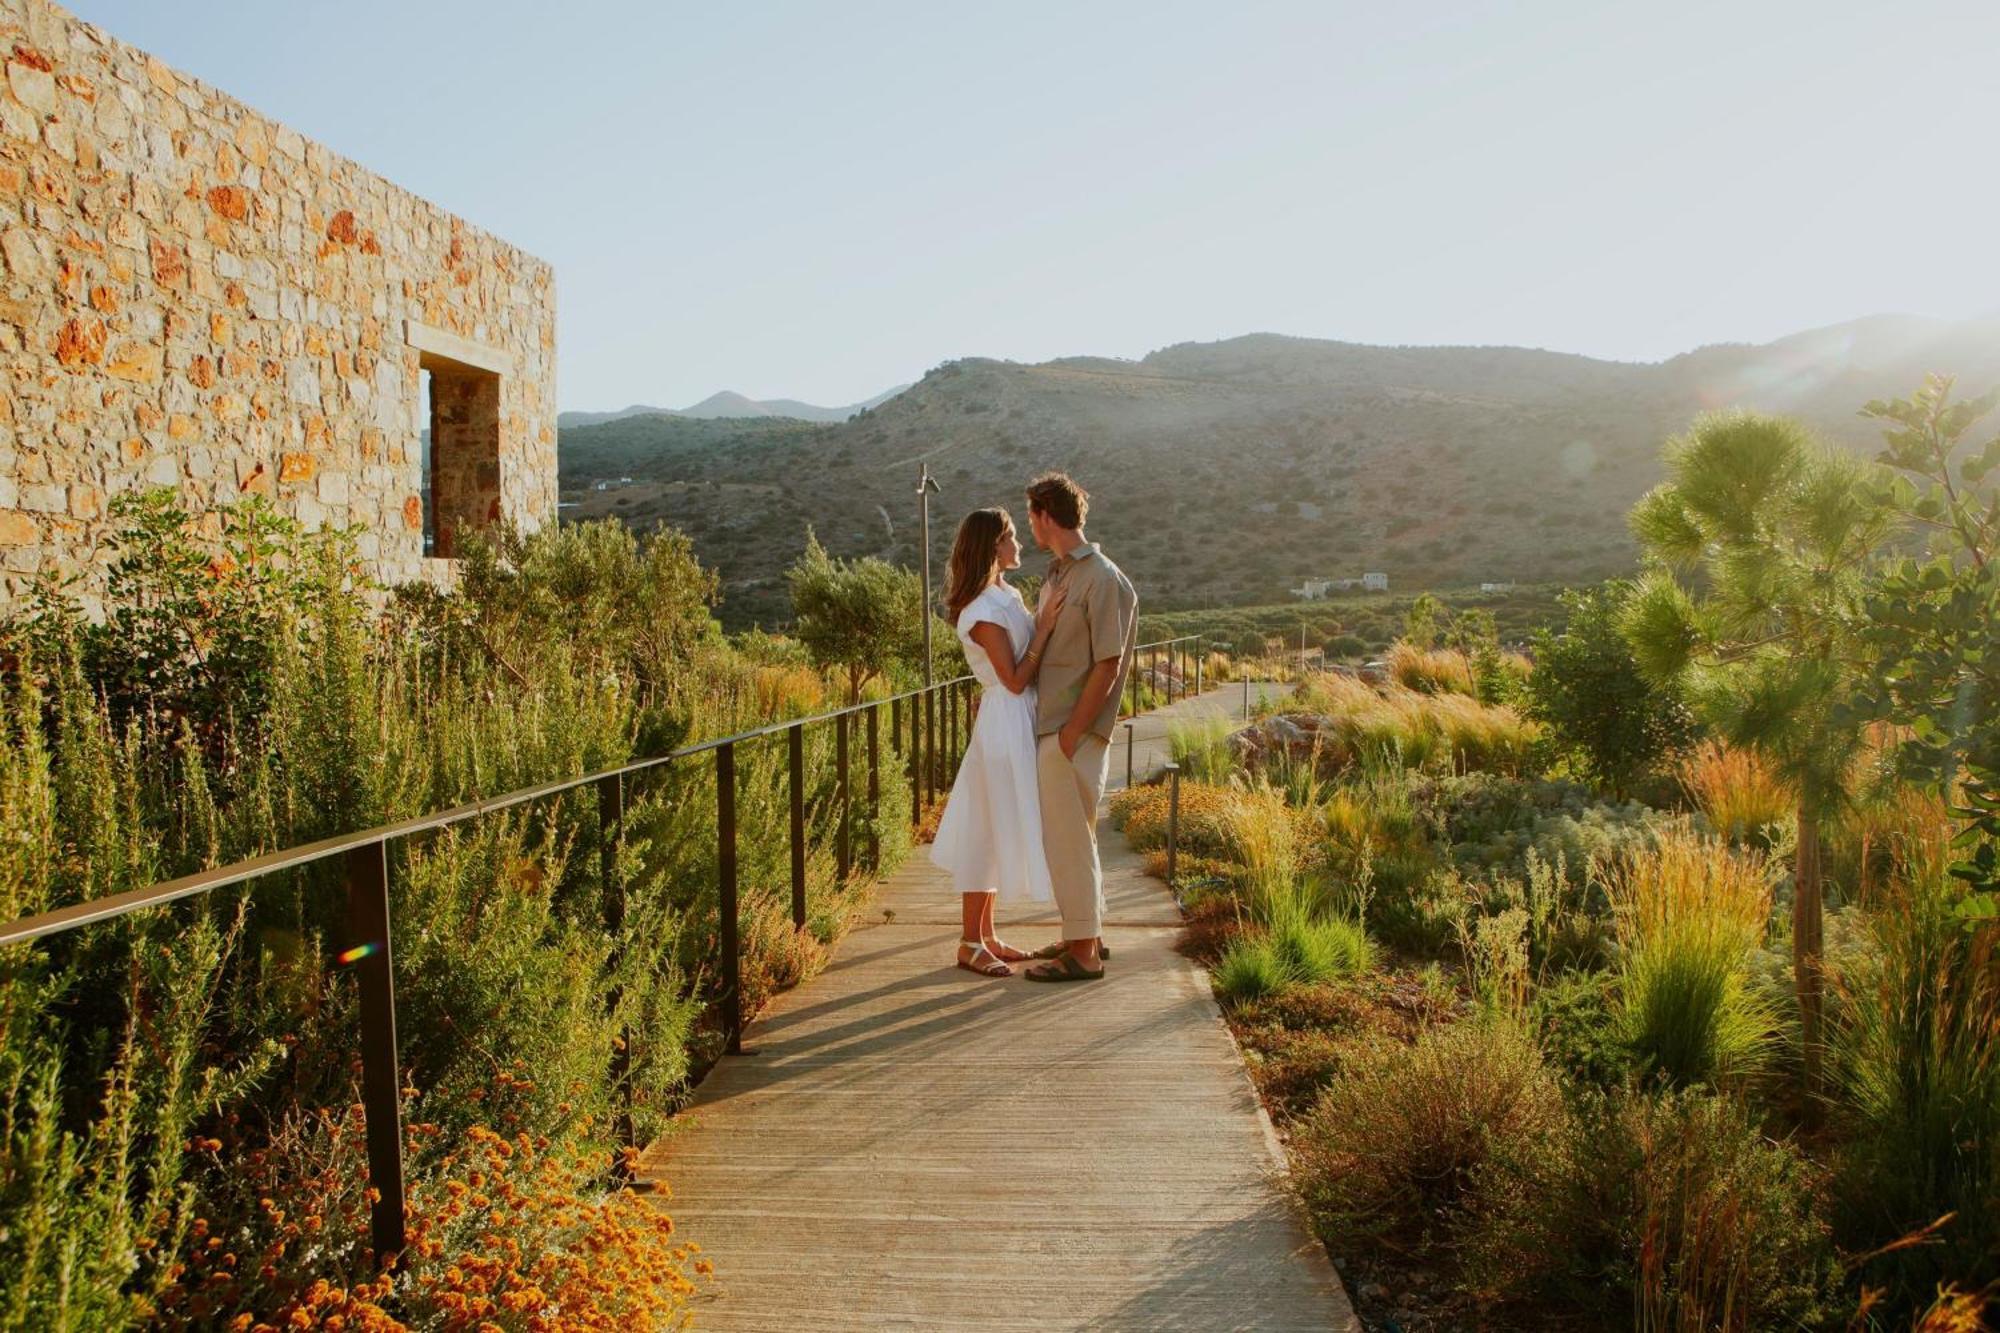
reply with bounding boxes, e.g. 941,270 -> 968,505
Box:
786,532 -> 928,703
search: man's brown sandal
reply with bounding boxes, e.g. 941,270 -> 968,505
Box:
1030,939 -> 1111,961
955,941 -> 1013,977
1023,952 -> 1104,982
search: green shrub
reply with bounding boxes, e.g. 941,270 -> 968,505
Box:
1291,1018 -> 1568,1236
785,530 -> 928,702
445,516 -> 720,709
1367,864 -> 1468,957
6,488 -> 330,749
1531,968 -> 1632,1088
1428,771 -> 1667,887
1466,1088 -> 1840,1328
1524,579 -> 1698,799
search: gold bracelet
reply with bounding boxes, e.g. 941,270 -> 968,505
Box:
1025,648 -> 1042,663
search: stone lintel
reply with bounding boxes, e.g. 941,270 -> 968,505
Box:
405,320 -> 513,376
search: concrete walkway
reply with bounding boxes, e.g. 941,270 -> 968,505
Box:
646,683 -> 1350,1332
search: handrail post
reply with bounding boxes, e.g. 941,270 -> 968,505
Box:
598,773 -> 635,1174
867,703 -> 881,872
955,681 -> 969,774
345,840 -> 407,1268
891,695 -> 903,757
946,681 -> 958,777
908,691 -> 921,827
924,686 -> 936,809
836,712 -> 851,883
788,724 -> 806,930
1125,719 -> 1135,788
717,742 -> 742,1054
1195,636 -> 1203,695
1165,762 -> 1182,896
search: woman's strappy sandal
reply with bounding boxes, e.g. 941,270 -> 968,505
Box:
985,937 -> 1034,963
956,939 -> 1013,977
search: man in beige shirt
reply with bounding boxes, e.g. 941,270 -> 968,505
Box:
1020,472 -> 1138,982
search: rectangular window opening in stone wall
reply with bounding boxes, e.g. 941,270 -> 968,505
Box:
420,350 -> 502,560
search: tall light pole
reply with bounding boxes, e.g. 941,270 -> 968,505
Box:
917,463 -> 941,686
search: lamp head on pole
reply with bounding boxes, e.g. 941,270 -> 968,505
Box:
917,463 -> 941,497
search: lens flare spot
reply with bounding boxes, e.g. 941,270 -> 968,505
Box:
337,941 -> 379,966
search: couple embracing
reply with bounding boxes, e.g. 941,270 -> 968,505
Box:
929,471 -> 1138,982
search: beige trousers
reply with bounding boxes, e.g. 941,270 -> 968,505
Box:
1037,732 -> 1110,941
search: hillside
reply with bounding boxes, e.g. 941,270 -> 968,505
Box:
558,316 -> 2000,627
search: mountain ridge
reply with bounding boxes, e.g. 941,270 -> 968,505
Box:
557,314 -> 2000,627
557,383 -> 909,429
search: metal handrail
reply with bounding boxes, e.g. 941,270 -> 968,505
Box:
0,630 -> 1207,1266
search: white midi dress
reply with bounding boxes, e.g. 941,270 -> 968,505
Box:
929,583 -> 1055,901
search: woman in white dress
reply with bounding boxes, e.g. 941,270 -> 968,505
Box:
929,507 -> 1067,977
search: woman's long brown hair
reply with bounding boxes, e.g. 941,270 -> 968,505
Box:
945,508 -> 1012,621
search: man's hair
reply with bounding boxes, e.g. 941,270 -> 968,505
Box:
1025,472 -> 1089,530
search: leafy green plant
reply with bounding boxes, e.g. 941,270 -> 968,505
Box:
5,489 -> 338,753
443,517 -> 720,711
1531,968 -> 1632,1088
1525,579 -> 1698,798
1853,376 -> 2000,919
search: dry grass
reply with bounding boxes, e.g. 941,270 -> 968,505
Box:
1834,750 -> 1954,904
1226,783 -> 1305,924
1677,740 -> 1792,844
1290,671 -> 1540,775
1609,821 -> 1773,943
1388,642 -> 1477,695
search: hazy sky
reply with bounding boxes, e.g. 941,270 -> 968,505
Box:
69,1 -> 2000,411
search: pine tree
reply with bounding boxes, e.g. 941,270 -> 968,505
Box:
1621,410 -> 1897,1097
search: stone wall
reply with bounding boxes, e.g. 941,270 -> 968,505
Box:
0,0 -> 557,610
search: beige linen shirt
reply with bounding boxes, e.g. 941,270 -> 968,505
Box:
1034,540 -> 1138,740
